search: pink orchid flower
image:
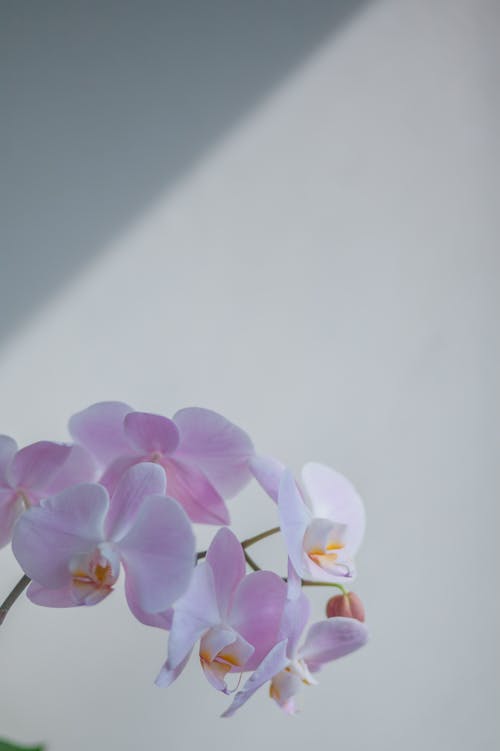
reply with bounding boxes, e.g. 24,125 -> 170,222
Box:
11,463 -> 195,626
155,527 -> 287,693
222,567 -> 368,716
251,457 -> 365,583
0,435 -> 96,548
69,402 -> 254,526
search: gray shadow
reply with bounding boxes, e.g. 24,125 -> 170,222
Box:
0,0 -> 370,341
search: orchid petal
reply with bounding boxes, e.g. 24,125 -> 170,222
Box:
173,407 -> 254,497
279,590 -> 311,659
155,650 -> 192,688
249,454 -> 285,503
201,629 -> 254,693
221,639 -> 289,718
0,487 -> 23,548
69,401 -> 134,466
286,559 -> 302,601
301,463 -> 365,556
99,455 -> 141,495
119,494 -> 195,613
161,458 -> 230,525
27,581 -> 79,607
299,617 -> 368,672
166,563 -> 219,671
105,462 -> 167,541
0,435 -> 17,485
7,441 -> 72,494
124,581 -> 173,630
124,412 -> 180,455
44,444 -> 99,494
278,470 -> 311,579
269,670 -> 302,714
206,527 -> 246,619
230,571 -> 287,670
12,483 -> 108,587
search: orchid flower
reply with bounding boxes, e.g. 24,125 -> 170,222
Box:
69,402 -> 253,526
0,436 -> 97,548
11,463 -> 195,626
251,457 -> 365,583
155,527 -> 287,693
222,567 -> 368,717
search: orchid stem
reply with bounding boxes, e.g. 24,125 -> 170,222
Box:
243,551 -> 261,572
0,574 -> 31,626
241,526 -> 280,549
196,526 -> 280,562
300,581 -> 349,595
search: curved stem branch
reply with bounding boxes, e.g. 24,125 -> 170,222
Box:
243,551 -> 261,572
0,574 -> 31,626
196,526 -> 281,562
300,580 -> 349,595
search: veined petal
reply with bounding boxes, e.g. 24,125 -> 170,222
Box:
7,441 -> 72,494
278,470 -> 311,579
230,571 -> 287,670
269,670 -> 303,714
161,458 -> 230,525
301,463 -> 365,556
206,527 -> 245,619
12,483 -> 108,587
0,435 -> 17,485
173,407 -> 254,497
119,494 -> 195,614
201,629 -> 254,693
27,580 -> 79,607
279,589 -> 311,660
44,444 -> 99,494
105,462 -> 167,541
124,412 -> 180,455
221,639 -> 289,718
0,487 -> 23,548
155,651 -> 192,688
69,401 -> 134,466
299,617 -> 368,672
125,581 -> 173,630
249,454 -> 285,503
165,563 -> 219,672
99,455 -> 141,495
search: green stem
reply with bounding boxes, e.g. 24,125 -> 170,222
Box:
241,526 -> 281,549
0,574 -> 31,626
300,580 -> 349,595
196,526 -> 281,561
243,551 -> 261,572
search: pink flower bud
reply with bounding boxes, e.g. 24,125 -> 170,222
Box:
326,591 -> 365,622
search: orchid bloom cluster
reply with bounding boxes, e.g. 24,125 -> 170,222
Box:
0,402 -> 368,716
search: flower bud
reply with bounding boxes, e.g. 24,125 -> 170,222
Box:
326,591 -> 365,622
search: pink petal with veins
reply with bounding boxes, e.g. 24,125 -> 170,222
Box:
301,462 -> 365,556
119,494 -> 195,613
173,407 -> 254,497
249,454 -> 285,503
7,442 -> 72,494
299,617 -> 368,673
161,457 -> 230,525
124,412 -> 180,455
206,527 -> 245,619
12,483 -> 108,587
230,571 -> 287,670
278,469 -> 311,579
0,487 -> 23,548
221,640 -> 289,718
105,462 -> 166,541
69,401 -> 134,466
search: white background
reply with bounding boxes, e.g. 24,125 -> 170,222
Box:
1,1 -> 498,749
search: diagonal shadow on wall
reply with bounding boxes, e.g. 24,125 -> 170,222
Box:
0,0 -> 371,342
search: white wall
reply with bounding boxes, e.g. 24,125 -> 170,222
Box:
1,1 -> 498,749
